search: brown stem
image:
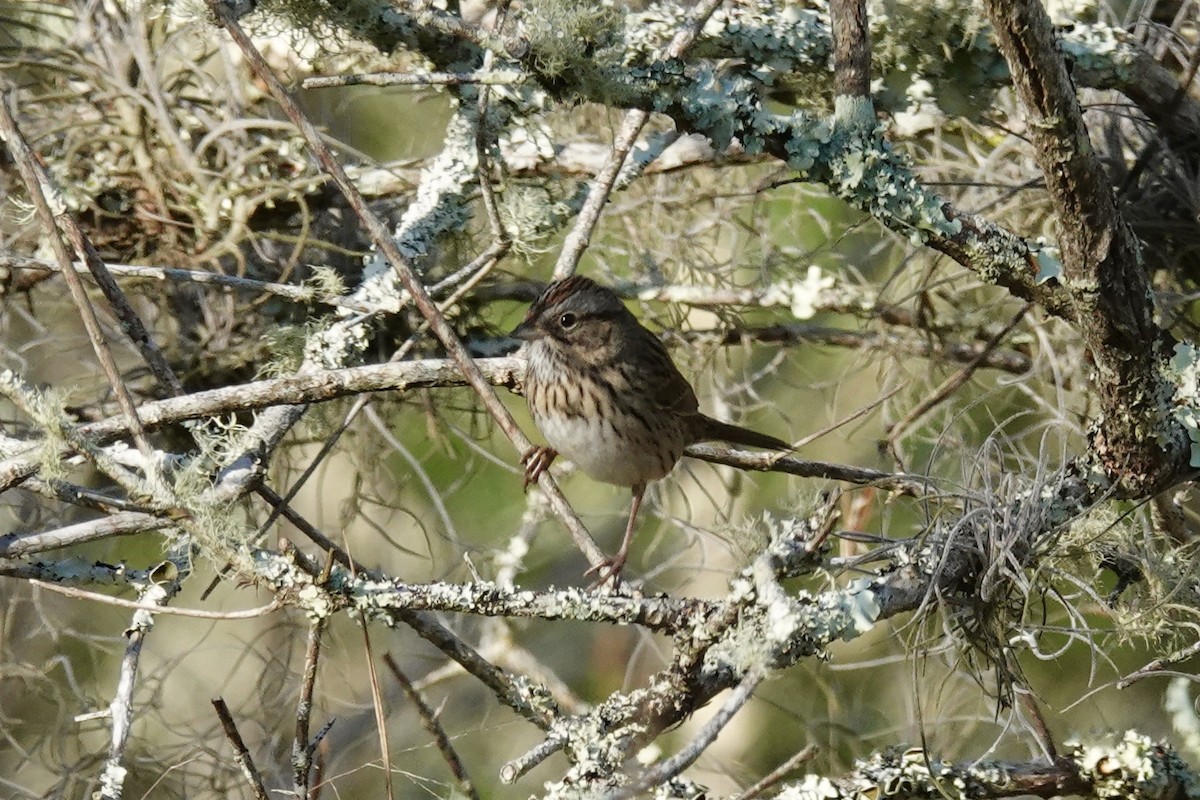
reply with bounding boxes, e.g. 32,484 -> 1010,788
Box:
831,0 -> 870,98
982,0 -> 1184,494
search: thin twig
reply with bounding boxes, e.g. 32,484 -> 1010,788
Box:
364,405 -> 460,542
398,610 -> 559,730
212,697 -> 272,800
237,243 -> 509,566
0,374 -> 156,502
0,357 -> 525,493
1118,40 -> 1200,195
30,579 -> 283,619
0,94 -> 184,399
0,357 -> 935,508
341,523 -> 395,800
1016,684 -> 1058,761
258,485 -> 367,573
678,324 -> 1032,374
885,302 -> 1032,443
604,668 -> 765,800
500,737 -> 564,784
1118,639 -> 1200,688
735,744 -> 820,800
0,512 -> 174,558
359,615 -> 394,800
94,572 -> 180,798
789,382 -> 905,450
389,243 -> 507,362
0,253 -> 375,312
685,444 -> 936,497
293,616 -> 328,799
550,108 -> 648,280
474,50 -> 507,243
383,653 -> 481,800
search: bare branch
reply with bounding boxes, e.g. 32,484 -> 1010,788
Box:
212,697 -> 272,800
29,580 -> 282,619
384,653 -> 480,800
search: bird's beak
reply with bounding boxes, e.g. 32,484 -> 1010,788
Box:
510,318 -> 542,341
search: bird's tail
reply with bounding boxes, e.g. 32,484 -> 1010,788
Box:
699,416 -> 790,451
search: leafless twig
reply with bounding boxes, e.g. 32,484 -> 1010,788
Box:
0,92 -> 166,494
885,302 -> 1032,443
0,253 -> 375,312
384,653 -> 480,800
736,745 -> 820,800
551,0 -> 727,280
293,616 -> 328,799
29,580 -> 282,619
212,697 -> 271,800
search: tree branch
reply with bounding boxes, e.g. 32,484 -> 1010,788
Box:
982,0 -> 1186,493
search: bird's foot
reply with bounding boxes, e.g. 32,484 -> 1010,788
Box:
520,446 -> 558,492
584,550 -> 627,591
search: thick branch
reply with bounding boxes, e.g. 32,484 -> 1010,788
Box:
831,0 -> 870,97
982,0 -> 1185,493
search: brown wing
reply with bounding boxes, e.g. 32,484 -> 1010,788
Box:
635,323 -> 789,450
637,326 -> 700,416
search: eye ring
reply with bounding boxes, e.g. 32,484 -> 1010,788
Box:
559,312 -> 578,329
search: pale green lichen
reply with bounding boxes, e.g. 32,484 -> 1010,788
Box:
296,583 -> 336,620
539,692 -> 649,798
1034,243 -> 1064,284
675,66 -> 766,153
302,266 -> 348,305
703,576 -> 880,678
522,0 -> 622,78
1166,678 -> 1200,762
822,97 -> 962,243
870,0 -> 997,118
303,316 -> 372,368
780,732 -> 1199,799
776,774 -> 840,800
96,761 -> 128,800
255,324 -> 309,379
348,106 -> 479,323
1044,0 -> 1101,23
1163,343 -> 1200,467
1069,730 -> 1200,798
498,184 -> 573,258
1058,16 -> 1141,86
787,265 -> 837,320
621,0 -> 829,73
0,370 -> 71,482
780,111 -> 833,172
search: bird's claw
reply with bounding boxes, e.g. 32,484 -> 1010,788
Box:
583,552 -> 626,590
521,446 -> 558,492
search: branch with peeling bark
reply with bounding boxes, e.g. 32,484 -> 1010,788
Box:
982,0 -> 1187,494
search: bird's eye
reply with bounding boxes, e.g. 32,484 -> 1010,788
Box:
559,312 -> 578,329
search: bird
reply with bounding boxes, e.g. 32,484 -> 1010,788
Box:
510,275 -> 789,583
